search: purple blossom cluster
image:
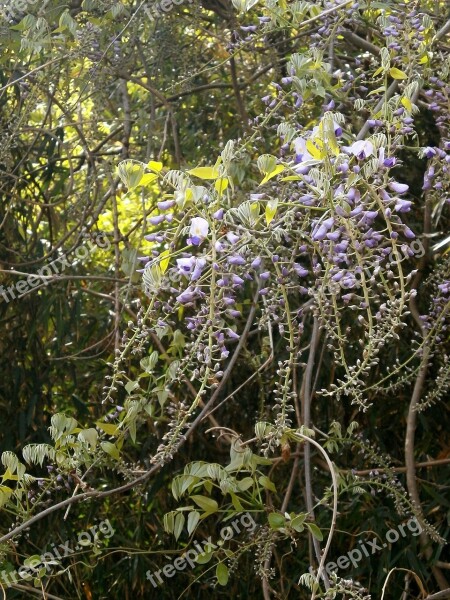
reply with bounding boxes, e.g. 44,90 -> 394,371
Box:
129,0 -> 450,432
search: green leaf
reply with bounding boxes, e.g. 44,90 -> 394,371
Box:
163,511 -> 175,534
185,462 -> 210,477
280,175 -> 302,181
100,441 -> 120,460
190,495 -> 219,513
59,10 -> 77,33
174,512 -> 185,541
291,514 -> 306,532
11,14 -> 36,31
306,522 -> 323,541
181,474 -> 198,495
236,477 -> 254,492
140,351 -> 159,373
257,154 -> 277,174
128,418 -> 137,444
216,562 -> 229,586
121,247 -> 140,282
229,492 -> 244,511
251,454 -> 273,466
117,160 -> 145,189
125,380 -> 139,394
78,428 -> 98,449
187,510 -> 201,535
1,452 -> 18,473
268,513 -> 286,529
96,422 -> 119,436
259,475 -> 276,492
368,86 -> 386,96
196,551 -> 213,564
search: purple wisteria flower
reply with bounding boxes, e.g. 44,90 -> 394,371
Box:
389,181 -> 409,194
403,226 -> 415,239
438,281 -> 450,295
423,146 -> 437,158
226,232 -> 240,244
378,147 -> 396,168
157,200 -> 176,211
226,328 -> 240,340
394,198 -> 412,212
228,255 -> 246,266
149,215 -> 165,225
188,217 -> 209,246
312,216 -> 334,241
293,264 -> 308,277
176,257 -> 206,281
176,286 -> 203,305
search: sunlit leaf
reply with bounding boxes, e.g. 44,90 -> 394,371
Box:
139,173 -> 159,186
147,161 -> 163,172
401,97 -> 412,112
306,139 -> 325,160
261,166 -> 284,185
214,177 -> 229,195
373,66 -> 384,78
265,198 -> 278,225
187,167 -> 219,180
159,249 -> 171,273
389,67 -> 408,80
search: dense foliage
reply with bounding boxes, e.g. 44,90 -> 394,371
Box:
0,0 -> 449,598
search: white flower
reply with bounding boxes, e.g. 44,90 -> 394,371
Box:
348,140 -> 374,160
293,137 -> 313,161
189,217 -> 209,245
